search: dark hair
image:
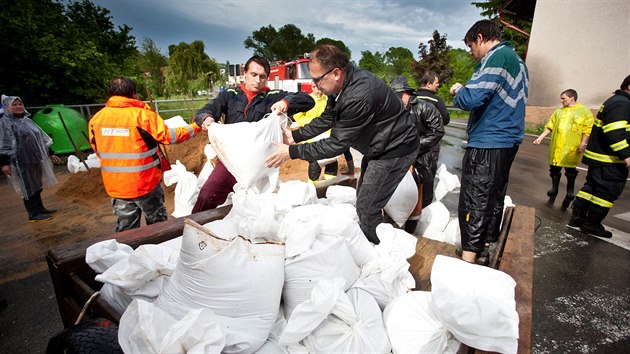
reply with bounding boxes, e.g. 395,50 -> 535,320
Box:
464,20 -> 502,45
109,77 -> 137,98
419,70 -> 439,87
620,75 -> 630,91
244,55 -> 271,75
561,89 -> 578,101
309,44 -> 349,72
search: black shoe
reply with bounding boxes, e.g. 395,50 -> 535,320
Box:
580,222 -> 612,238
29,213 -> 53,222
40,207 -> 58,214
547,196 -> 556,206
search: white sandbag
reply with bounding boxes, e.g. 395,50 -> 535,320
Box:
338,221 -> 377,267
119,299 -> 225,354
163,160 -> 199,218
416,201 -> 450,241
442,218 -> 461,247
255,308 -> 288,354
99,283 -> 133,315
196,144 -> 216,191
434,164 -> 461,201
201,218 -> 239,240
276,180 -> 317,207
383,291 -> 461,354
384,170 -> 418,227
283,235 -> 361,318
325,185 -> 357,205
280,278 -> 390,354
224,190 -> 293,241
154,219 -> 285,354
163,115 -> 190,128
95,244 -> 177,302
85,239 -> 133,274
430,255 -> 519,353
352,223 -> 417,309
277,204 -> 322,258
208,112 -> 283,191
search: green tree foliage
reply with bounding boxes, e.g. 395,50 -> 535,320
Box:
244,24 -> 316,62
384,47 -> 415,83
139,38 -> 168,97
358,50 -> 387,78
0,0 -> 138,105
411,30 -> 453,87
472,0 -> 531,58
165,41 -> 221,97
314,38 -> 352,60
437,49 -> 476,104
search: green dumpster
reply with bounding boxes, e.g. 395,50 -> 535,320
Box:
32,105 -> 92,154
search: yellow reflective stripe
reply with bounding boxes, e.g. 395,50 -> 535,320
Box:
576,190 -> 614,209
610,139 -> 629,151
602,120 -> 628,133
583,150 -> 624,163
593,118 -> 603,127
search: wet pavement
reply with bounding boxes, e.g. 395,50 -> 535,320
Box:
0,121 -> 629,353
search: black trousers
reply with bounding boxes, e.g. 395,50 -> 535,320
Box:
573,164 -> 628,216
458,146 -> 519,253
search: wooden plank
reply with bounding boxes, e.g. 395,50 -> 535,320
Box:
408,237 -> 458,291
490,206 -> 514,269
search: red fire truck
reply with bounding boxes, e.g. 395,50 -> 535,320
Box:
268,57 -> 313,93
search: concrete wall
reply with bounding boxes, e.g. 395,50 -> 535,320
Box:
526,0 -> 629,109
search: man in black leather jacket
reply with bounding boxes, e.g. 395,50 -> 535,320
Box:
390,76 -> 444,233
266,44 -> 419,244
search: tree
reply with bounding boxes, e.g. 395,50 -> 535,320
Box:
437,49 -> 475,104
0,0 -> 138,104
358,50 -> 387,78
384,47 -> 415,83
165,41 -> 221,97
472,0 -> 531,58
411,30 -> 453,87
244,24 -> 315,62
139,38 -> 168,97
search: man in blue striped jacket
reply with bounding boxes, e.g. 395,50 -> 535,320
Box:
449,20 -> 529,264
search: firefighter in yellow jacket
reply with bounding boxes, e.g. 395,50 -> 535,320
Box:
533,89 -> 594,209
89,77 -> 201,232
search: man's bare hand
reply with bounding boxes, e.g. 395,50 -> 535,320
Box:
281,125 -> 295,145
1,165 -> 11,176
202,116 -> 215,131
625,157 -> 630,169
450,83 -> 463,96
265,142 -> 291,168
51,155 -> 61,164
271,100 -> 288,113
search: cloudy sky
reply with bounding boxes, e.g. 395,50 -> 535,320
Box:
92,0 -> 485,64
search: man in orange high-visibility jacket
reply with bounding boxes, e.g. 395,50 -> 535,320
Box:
89,77 -> 201,232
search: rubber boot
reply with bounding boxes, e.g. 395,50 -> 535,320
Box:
580,209 -> 612,238
567,203 -> 587,229
561,172 -> 577,210
342,160 -> 355,175
547,173 -> 561,205
23,198 -> 53,222
34,190 -> 58,214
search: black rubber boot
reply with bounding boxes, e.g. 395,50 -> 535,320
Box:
404,218 -> 419,234
23,198 -> 53,222
580,210 -> 612,238
568,203 -> 587,229
561,172 -> 577,210
547,173 -> 561,205
34,190 -> 58,214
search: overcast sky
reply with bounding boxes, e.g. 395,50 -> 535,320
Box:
91,0 -> 484,64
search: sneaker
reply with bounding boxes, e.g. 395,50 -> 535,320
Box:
580,222 -> 612,238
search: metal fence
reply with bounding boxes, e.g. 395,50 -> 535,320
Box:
26,97 -> 211,121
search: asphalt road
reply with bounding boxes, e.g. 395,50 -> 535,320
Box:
0,121 -> 629,353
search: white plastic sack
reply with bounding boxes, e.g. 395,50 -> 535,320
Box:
384,170 -> 418,227
383,291 -> 461,354
119,299 -> 225,354
224,190 -> 293,241
163,160 -> 199,218
434,164 -> 461,201
196,144 -> 217,192
283,235 -> 361,318
163,115 -> 190,128
430,255 -> 519,353
442,218 -> 461,247
276,180 -> 317,207
416,200 -> 450,241
154,219 -> 285,354
208,112 -> 283,192
66,153 -> 100,173
325,185 -> 357,206
85,239 -> 133,274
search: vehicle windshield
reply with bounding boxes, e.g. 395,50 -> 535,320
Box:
298,62 -> 312,79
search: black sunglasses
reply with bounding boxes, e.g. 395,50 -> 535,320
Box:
312,67 -> 336,84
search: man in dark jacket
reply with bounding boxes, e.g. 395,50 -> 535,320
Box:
266,44 -> 419,244
568,74 -> 630,238
390,76 -> 444,233
192,55 -> 314,212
